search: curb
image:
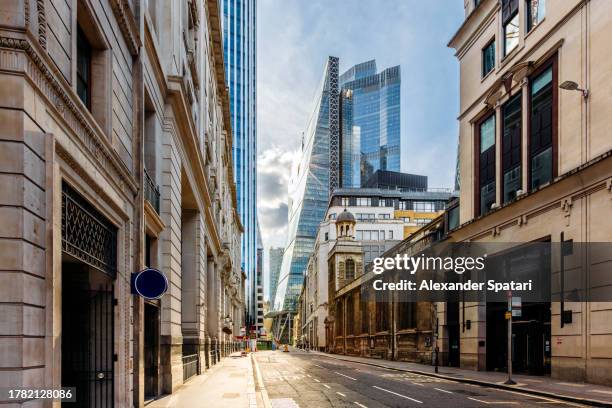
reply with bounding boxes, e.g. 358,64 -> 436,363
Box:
251,353 -> 272,408
312,352 -> 612,407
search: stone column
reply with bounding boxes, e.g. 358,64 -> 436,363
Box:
207,257 -> 218,364
159,135 -> 184,392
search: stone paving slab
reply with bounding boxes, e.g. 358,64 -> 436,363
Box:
148,353 -> 257,408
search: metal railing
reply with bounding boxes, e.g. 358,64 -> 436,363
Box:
144,168 -> 160,214
182,354 -> 199,382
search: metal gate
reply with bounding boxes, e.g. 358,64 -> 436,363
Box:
62,283 -> 115,407
61,182 -> 117,407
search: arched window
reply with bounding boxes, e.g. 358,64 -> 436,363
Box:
345,258 -> 355,280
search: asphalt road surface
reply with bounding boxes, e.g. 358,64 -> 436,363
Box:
254,349 -> 587,408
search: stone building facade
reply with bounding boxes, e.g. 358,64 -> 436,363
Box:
446,0 -> 612,385
322,211 -> 445,362
0,0 -> 243,406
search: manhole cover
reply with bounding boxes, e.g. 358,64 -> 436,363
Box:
222,393 -> 240,398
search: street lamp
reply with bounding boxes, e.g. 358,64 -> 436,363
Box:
559,80 -> 589,98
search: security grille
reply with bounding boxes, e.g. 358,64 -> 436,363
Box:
62,284 -> 115,408
62,182 -> 118,277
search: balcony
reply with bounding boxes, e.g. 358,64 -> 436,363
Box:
144,168 -> 160,213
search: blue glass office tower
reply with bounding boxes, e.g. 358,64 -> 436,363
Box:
273,57 -> 340,312
340,60 -> 401,187
221,0 -> 258,327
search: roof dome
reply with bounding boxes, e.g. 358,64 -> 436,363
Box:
336,209 -> 356,223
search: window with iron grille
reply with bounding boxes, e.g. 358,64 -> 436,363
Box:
61,182 -> 117,277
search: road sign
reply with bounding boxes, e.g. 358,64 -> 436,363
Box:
512,309 -> 522,317
505,311 -> 512,320
511,297 -> 521,308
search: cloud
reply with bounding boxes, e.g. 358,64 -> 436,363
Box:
256,1 -> 465,297
257,148 -> 297,249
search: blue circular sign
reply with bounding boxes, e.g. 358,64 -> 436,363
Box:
133,268 -> 168,300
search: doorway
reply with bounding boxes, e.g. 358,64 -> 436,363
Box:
144,302 -> 160,400
61,260 -> 114,407
485,302 -> 551,375
60,182 -> 118,407
446,301 -> 460,367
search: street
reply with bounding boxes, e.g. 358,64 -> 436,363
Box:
254,349 -> 586,408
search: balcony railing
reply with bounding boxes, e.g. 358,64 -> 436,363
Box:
182,354 -> 199,382
144,168 -> 160,214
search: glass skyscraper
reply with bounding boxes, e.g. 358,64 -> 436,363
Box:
221,0 -> 258,326
340,60 -> 401,187
268,247 -> 283,304
273,57 -> 339,312
272,58 -> 402,314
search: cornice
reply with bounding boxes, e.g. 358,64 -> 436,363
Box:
167,76 -> 221,255
0,34 -> 138,197
205,0 -> 233,153
109,0 -> 141,56
144,19 -> 168,96
144,201 -> 165,237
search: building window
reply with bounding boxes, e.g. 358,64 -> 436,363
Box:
447,204 -> 460,230
482,39 -> 495,77
360,298 -> 369,334
529,62 -> 556,190
356,230 -> 381,241
502,0 -> 519,56
526,0 -> 545,32
376,297 -> 389,332
399,302 -> 415,330
477,113 -> 496,216
345,259 -> 355,281
356,197 -> 371,206
398,201 -> 407,210
329,213 -> 336,220
388,230 -> 394,240
76,26 -> 92,109
341,197 -> 350,207
335,303 -> 343,337
379,230 -> 385,240
346,296 -> 354,335
414,201 -> 435,212
415,218 -> 431,226
324,232 -> 329,241
377,213 -> 390,219
502,92 -> 522,203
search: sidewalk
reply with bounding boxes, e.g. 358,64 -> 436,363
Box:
148,352 -> 259,408
310,350 -> 612,407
